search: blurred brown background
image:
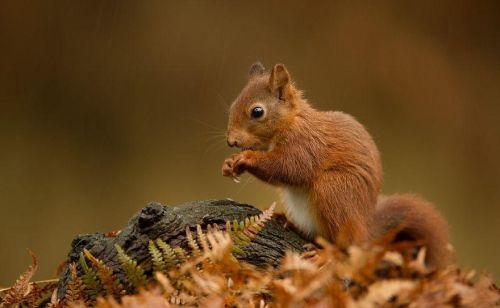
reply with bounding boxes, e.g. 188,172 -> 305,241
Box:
1,1 -> 499,285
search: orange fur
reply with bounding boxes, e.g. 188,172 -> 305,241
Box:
222,62 -> 452,267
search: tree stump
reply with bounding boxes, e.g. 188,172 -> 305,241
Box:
56,199 -> 310,298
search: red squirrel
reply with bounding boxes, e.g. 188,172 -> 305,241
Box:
221,62 -> 452,268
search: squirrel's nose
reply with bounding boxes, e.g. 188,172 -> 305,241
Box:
227,138 -> 238,148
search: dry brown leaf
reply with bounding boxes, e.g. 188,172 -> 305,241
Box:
357,279 -> 415,307
1,249 -> 38,306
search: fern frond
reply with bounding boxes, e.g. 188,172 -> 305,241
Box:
234,228 -> 252,243
227,219 -> 250,246
83,248 -> 124,296
64,263 -> 86,304
2,249 -> 38,306
78,252 -> 103,299
18,281 -> 43,308
29,279 -> 59,307
233,219 -> 240,232
247,202 -> 276,237
231,243 -> 245,255
148,240 -> 166,273
257,202 -> 276,226
205,229 -> 234,262
115,245 -> 148,290
46,288 -> 62,308
223,221 -> 243,254
197,224 -> 210,253
173,247 -> 188,263
186,226 -> 201,256
208,223 -> 221,232
156,239 -> 178,268
225,202 -> 276,254
155,272 -> 174,295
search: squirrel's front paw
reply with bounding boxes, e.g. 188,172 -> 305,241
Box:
222,155 -> 236,177
221,152 -> 252,179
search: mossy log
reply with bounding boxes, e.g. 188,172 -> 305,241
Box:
56,199 -> 310,298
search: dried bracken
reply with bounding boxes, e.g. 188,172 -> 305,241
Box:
83,249 -> 125,297
0,250 -> 58,307
78,252 -> 103,301
148,240 -> 166,274
1,249 -> 38,307
1,203 -> 498,307
114,245 -> 147,290
226,202 -> 276,255
64,263 -> 87,305
156,239 -> 178,269
78,234 -> 500,307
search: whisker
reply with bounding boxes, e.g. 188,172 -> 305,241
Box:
203,138 -> 228,155
211,90 -> 231,111
203,134 -> 227,142
188,116 -> 226,133
236,175 -> 255,194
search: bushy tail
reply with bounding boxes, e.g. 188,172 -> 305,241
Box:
372,194 -> 452,268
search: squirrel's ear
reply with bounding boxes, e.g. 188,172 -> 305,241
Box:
248,62 -> 265,78
268,64 -> 291,100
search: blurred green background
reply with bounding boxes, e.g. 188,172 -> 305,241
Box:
1,1 -> 499,285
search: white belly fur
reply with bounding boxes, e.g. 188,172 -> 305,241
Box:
281,187 -> 318,237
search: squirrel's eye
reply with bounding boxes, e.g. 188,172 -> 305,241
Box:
251,106 -> 264,119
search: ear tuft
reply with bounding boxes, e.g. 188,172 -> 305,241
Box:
268,64 -> 291,99
248,62 -> 265,77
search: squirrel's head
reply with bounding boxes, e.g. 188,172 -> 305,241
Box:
226,62 -> 301,151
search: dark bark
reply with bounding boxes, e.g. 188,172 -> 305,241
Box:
56,199 -> 310,299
